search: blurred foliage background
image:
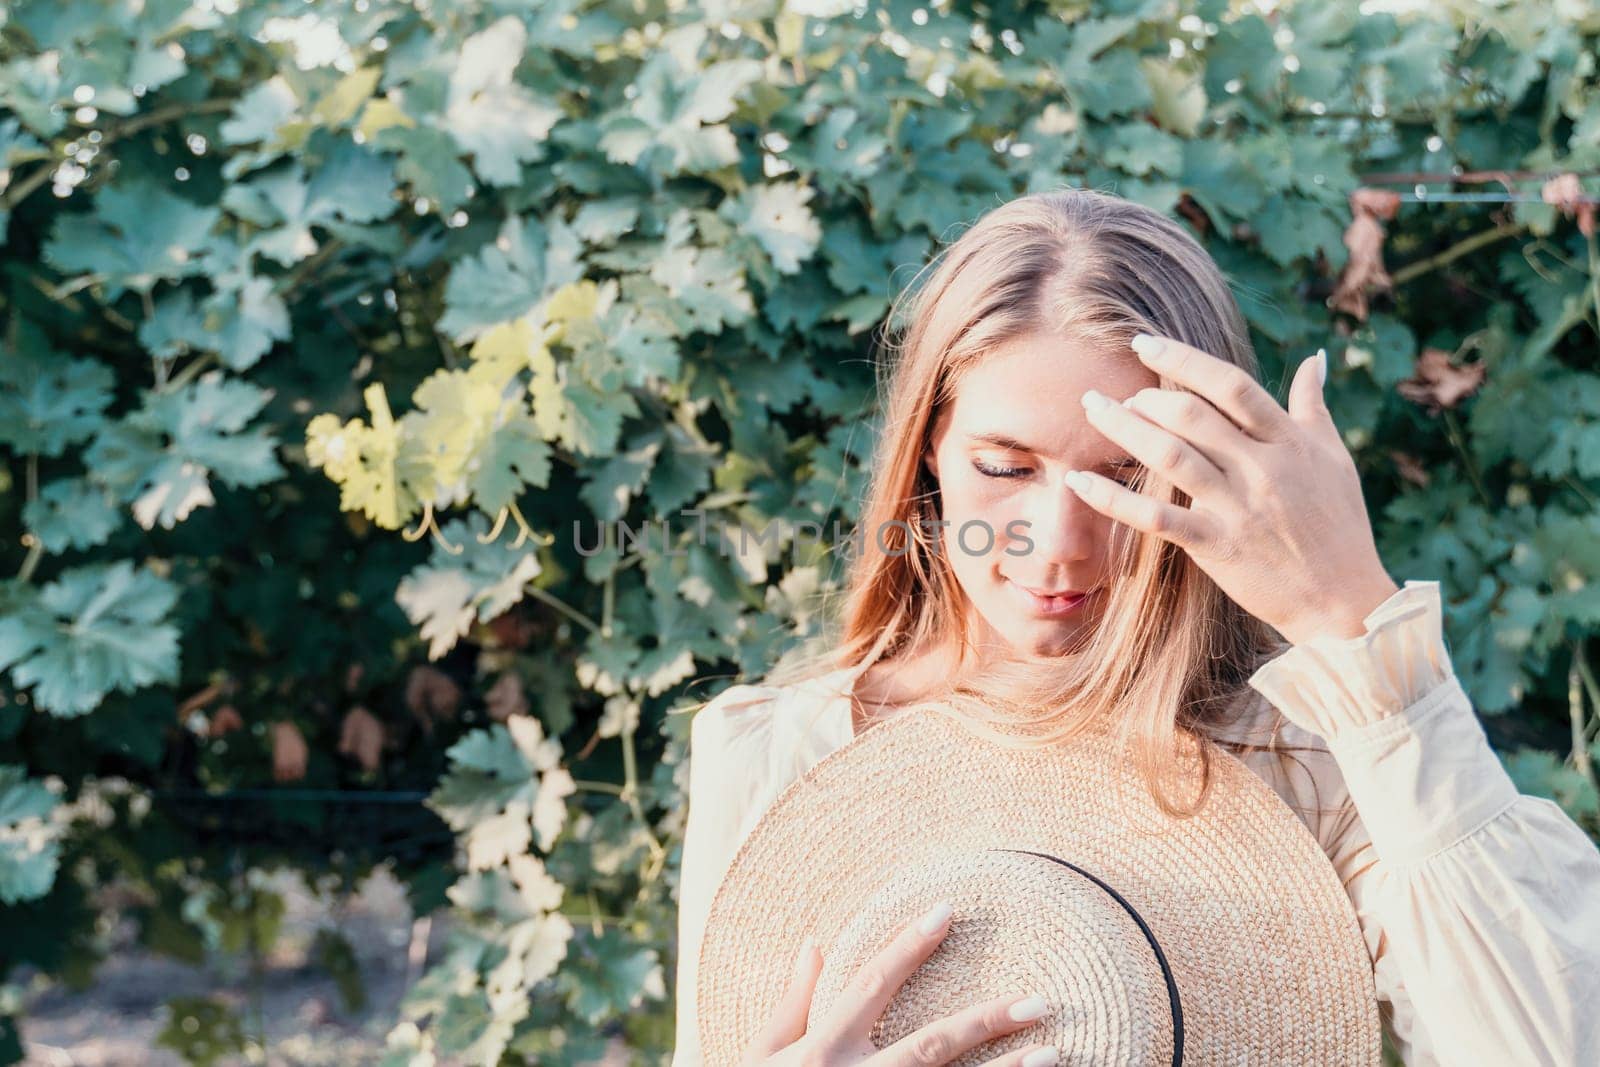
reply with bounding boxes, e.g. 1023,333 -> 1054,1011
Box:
1,0 -> 1598,1063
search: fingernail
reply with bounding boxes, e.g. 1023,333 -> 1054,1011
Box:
1130,333 -> 1167,361
917,900 -> 953,935
1316,347 -> 1328,387
1080,389 -> 1111,412
1008,994 -> 1050,1022
1021,1047 -> 1060,1067
792,937 -> 815,975
1063,470 -> 1090,493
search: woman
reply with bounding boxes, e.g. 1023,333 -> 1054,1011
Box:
672,188 -> 1600,1066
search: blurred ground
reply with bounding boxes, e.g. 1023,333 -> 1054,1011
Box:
19,867 -> 430,1067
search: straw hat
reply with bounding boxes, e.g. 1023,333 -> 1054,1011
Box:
696,704 -> 1381,1065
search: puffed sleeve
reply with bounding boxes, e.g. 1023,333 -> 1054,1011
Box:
671,683 -> 778,1067
1247,579 -> 1600,1066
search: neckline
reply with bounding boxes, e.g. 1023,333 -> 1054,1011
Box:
822,655 -> 892,742
816,657 -> 1285,750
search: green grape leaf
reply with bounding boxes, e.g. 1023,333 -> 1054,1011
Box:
570,198 -> 643,245
86,371 -> 285,529
373,123 -> 478,216
1101,124 -> 1184,177
472,410 -> 554,515
0,765 -> 61,905
305,138 -> 399,223
0,329 -> 115,457
554,926 -> 665,1026
202,277 -> 292,370
395,514 -> 544,659
1202,14 -> 1280,104
645,222 -> 754,335
0,562 -> 181,717
219,76 -> 299,146
438,214 -> 587,341
22,478 -> 121,552
305,382 -> 423,529
1253,194 -> 1346,267
1502,747 -> 1600,820
717,181 -> 822,274
1181,139 -> 1267,223
42,177 -> 219,297
445,17 -> 564,187
577,434 -> 661,523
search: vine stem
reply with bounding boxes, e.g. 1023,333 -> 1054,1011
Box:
1439,408 -> 1492,509
164,351 -> 219,393
570,778 -> 623,796
1587,229 -> 1600,339
1564,475 -> 1599,511
1391,221 -> 1527,287
1574,641 -> 1600,750
523,586 -> 600,635
94,97 -> 235,144
16,541 -> 43,584
565,899 -> 630,928
275,239 -> 345,299
1569,662 -> 1594,789
1,163 -> 53,213
620,713 -> 665,869
16,455 -> 42,583
0,98 -> 237,213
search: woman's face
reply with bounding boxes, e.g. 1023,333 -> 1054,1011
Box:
922,331 -> 1160,660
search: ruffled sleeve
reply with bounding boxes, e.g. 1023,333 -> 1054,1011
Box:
672,683 -> 775,1067
1246,579 -> 1600,1065
671,679 -> 843,1066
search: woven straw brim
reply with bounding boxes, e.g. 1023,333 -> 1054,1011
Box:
809,847 -> 1183,1064
697,707 -> 1380,1066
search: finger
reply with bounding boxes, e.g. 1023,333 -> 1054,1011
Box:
823,900 -> 953,1040
1080,389 -> 1228,504
749,938 -> 823,1057
1286,347 -> 1336,437
876,992 -> 1054,1067
1062,467 -> 1213,550
982,1043 -> 1061,1067
1120,386 -> 1255,476
1129,333 -> 1294,443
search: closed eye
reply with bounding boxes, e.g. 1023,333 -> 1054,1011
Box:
972,459 -> 1028,478
972,459 -> 1143,486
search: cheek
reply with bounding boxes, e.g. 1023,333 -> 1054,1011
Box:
939,467 -> 1015,527
937,489 -> 1025,575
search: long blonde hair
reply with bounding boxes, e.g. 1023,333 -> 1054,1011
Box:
690,186 -> 1329,820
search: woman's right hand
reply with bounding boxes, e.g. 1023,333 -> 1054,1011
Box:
738,900 -> 1059,1067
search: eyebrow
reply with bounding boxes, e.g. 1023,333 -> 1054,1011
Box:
966,432 -> 1141,471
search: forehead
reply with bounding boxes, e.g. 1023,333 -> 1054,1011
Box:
942,331 -> 1159,459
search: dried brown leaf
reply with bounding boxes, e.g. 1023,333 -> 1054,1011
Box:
271,721 -> 309,783
1395,346 -> 1486,412
1542,173 -> 1596,238
405,665 -> 462,735
337,706 -> 385,772
1329,188 -> 1404,321
485,671 -> 529,723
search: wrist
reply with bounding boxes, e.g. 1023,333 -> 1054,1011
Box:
1285,573 -> 1402,644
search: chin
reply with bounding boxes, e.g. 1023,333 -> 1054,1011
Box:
995,621 -> 1082,659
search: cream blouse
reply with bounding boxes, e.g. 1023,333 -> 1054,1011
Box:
671,580 -> 1600,1066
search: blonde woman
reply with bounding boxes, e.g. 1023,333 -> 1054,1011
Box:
672,188 -> 1600,1066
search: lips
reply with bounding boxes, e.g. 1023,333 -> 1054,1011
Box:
1013,582 -> 1087,598
1005,578 -> 1096,617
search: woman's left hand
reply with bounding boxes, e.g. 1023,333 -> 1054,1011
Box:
1067,332 -> 1400,647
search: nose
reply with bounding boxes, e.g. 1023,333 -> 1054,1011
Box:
1016,478 -> 1096,568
